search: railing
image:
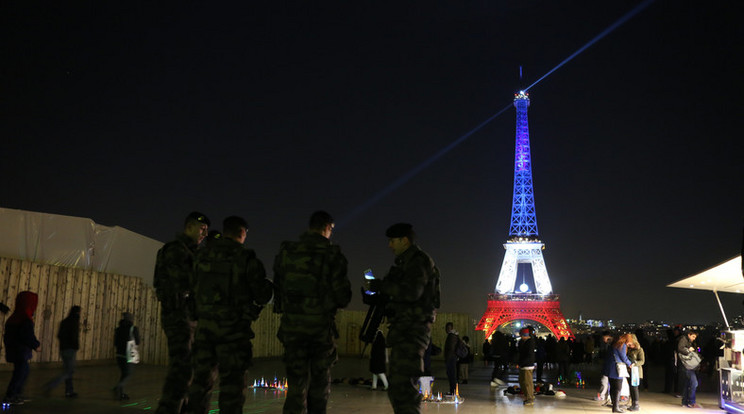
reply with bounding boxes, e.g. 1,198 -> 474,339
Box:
486,293 -> 560,301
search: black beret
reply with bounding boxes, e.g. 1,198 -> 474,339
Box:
385,223 -> 413,239
185,211 -> 211,227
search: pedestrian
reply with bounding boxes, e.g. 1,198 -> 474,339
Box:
595,331 -> 614,404
186,216 -> 273,414
489,331 -> 509,386
43,305 -> 81,397
153,211 -> 210,414
603,333 -> 634,413
481,338 -> 491,367
371,222 -> 440,414
633,329 -> 650,390
370,330 -> 389,391
443,322 -> 461,395
517,327 -> 536,406
3,291 -> 41,406
457,336 -> 472,385
626,334 -> 645,412
584,334 -> 595,364
535,336 -> 547,383
678,330 -> 701,409
114,312 -> 140,400
555,337 -> 571,384
273,211 -> 352,414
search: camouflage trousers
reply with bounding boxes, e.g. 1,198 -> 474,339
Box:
186,319 -> 253,414
387,320 -> 431,414
282,338 -> 337,414
156,312 -> 196,414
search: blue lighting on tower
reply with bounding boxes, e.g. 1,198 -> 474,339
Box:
509,91 -> 539,239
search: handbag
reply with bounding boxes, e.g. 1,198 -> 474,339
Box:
679,351 -> 701,370
616,363 -> 629,378
126,326 -> 140,364
620,377 -> 630,397
630,365 -> 640,387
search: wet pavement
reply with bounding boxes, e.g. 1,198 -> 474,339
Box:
0,358 -> 726,413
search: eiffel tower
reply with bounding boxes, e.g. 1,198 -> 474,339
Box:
476,91 -> 573,339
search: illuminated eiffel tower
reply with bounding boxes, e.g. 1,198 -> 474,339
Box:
476,91 -> 573,339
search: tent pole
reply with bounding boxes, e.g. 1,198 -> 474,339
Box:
713,289 -> 730,329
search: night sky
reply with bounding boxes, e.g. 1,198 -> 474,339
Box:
2,1 -> 742,325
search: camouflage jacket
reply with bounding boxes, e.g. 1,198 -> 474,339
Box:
191,237 -> 273,325
273,232 -> 351,340
381,244 -> 441,325
153,233 -> 198,317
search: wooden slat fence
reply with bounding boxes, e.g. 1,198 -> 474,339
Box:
0,256 -> 481,367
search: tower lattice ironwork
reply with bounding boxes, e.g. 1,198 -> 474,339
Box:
476,91 -> 573,340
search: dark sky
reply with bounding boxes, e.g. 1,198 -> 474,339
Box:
2,1 -> 742,325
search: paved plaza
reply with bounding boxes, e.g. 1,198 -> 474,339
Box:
0,358 -> 726,413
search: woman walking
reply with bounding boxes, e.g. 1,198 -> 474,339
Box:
113,312 -> 140,400
3,292 -> 41,405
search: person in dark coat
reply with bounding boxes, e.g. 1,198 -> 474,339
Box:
369,330 -> 388,390
378,222 -> 441,414
43,305 -> 81,397
457,336 -> 472,384
3,291 -> 41,405
517,327 -> 536,406
678,330 -> 700,408
153,212 -> 209,414
555,337 -> 571,383
443,322 -> 462,395
273,211 -> 352,414
114,312 -> 140,400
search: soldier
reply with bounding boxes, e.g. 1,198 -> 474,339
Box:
273,210 -> 351,414
186,216 -> 273,414
375,223 -> 440,414
153,211 -> 209,414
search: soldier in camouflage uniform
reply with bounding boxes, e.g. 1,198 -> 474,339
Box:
153,211 -> 210,414
186,216 -> 273,414
378,223 -> 440,414
273,211 -> 352,414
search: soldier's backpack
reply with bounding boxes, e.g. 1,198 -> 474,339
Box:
275,240 -> 340,337
193,241 -> 254,320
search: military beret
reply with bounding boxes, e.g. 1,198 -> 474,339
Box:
185,211 -> 211,226
385,223 -> 414,239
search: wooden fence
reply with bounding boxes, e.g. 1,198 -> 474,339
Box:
0,256 -> 482,367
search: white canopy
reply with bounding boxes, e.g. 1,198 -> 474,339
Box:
667,256 -> 743,293
0,207 -> 163,284
667,255 -> 743,327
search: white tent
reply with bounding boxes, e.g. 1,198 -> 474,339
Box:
0,207 -> 163,284
667,255 -> 743,327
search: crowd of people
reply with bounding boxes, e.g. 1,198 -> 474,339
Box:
479,325 -> 717,412
0,209 -> 728,414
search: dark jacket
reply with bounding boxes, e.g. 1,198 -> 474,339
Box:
518,336 -> 536,367
369,331 -> 387,374
444,331 -> 460,361
3,291 -> 40,363
273,231 -> 351,342
381,244 -> 441,347
58,306 -> 81,351
153,233 -> 198,318
114,319 -> 140,358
